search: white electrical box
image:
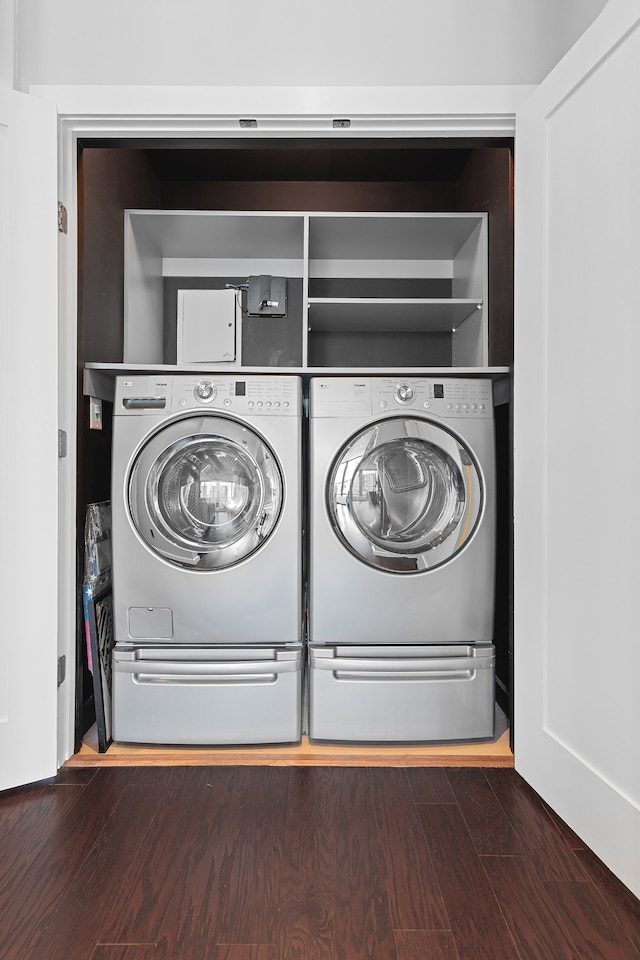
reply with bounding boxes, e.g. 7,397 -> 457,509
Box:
177,288 -> 239,365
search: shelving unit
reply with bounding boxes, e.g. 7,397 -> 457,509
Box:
96,208 -> 494,380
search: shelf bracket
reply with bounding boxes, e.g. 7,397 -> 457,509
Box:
83,368 -> 115,403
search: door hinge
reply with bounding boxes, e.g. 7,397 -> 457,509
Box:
58,201 -> 68,234
58,429 -> 68,458
57,655 -> 66,687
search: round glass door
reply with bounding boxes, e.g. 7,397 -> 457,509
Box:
328,417 -> 483,573
129,415 -> 283,569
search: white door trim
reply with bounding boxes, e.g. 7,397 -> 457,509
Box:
513,0 -> 640,899
0,87 -> 59,789
33,84 -> 531,135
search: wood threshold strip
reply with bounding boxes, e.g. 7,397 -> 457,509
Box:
67,725 -> 514,768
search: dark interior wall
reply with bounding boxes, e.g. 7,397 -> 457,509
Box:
456,147 -> 514,366
77,147 -> 161,523
79,148 -> 161,362
161,180 -> 458,212
76,147 -> 161,745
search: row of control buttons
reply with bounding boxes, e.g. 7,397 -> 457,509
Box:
378,400 -> 485,411
181,397 -> 291,408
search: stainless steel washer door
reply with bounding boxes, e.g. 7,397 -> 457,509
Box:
327,417 -> 483,573
129,414 -> 283,569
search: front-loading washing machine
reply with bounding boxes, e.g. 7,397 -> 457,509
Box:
308,376 -> 496,743
111,374 -> 302,745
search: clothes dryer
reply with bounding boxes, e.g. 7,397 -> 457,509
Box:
308,376 -> 496,742
111,374 -> 302,745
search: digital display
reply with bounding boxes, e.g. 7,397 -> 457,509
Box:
434,384 -> 444,398
235,382 -> 246,396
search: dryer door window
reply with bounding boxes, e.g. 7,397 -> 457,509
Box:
129,415 -> 283,570
328,417 -> 483,573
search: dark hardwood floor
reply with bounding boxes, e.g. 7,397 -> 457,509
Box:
1,766 -> 639,959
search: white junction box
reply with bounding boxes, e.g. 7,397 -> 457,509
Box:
177,288 -> 240,365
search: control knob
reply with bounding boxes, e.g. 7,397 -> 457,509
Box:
195,380 -> 216,402
394,383 -> 414,404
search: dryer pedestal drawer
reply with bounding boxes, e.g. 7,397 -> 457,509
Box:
112,645 -> 302,745
308,644 -> 495,743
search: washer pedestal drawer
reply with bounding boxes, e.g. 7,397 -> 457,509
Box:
112,645 -> 302,745
308,644 -> 495,743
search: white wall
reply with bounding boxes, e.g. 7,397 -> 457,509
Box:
559,0 -> 610,54
1,0 -> 15,88
14,0 -> 607,92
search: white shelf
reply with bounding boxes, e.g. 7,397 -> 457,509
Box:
127,210 -> 305,260
85,362 -> 509,374
308,213 -> 487,261
308,299 -> 483,333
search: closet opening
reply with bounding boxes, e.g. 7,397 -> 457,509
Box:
75,136 -> 514,759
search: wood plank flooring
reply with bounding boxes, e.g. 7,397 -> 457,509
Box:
1,766 -> 639,959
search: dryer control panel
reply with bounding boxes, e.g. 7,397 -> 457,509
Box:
311,377 -> 493,419
114,375 -> 302,416
378,378 -> 493,418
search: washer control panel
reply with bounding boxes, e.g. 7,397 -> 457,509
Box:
114,375 -> 302,416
